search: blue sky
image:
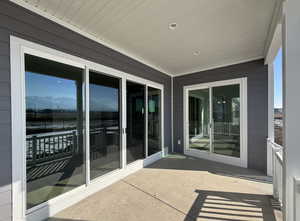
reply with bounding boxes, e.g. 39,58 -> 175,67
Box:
273,48 -> 283,108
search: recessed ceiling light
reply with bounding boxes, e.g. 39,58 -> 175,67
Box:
169,23 -> 177,30
193,51 -> 200,56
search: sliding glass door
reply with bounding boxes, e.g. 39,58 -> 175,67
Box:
89,71 -> 121,180
148,87 -> 162,156
185,79 -> 246,166
212,84 -> 240,158
188,88 -> 210,152
25,54 -> 85,209
126,81 -> 146,164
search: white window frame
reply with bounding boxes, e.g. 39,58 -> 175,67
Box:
183,78 -> 248,168
10,36 -> 164,221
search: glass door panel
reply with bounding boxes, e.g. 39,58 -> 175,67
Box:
212,84 -> 240,157
89,71 -> 121,180
188,88 -> 210,151
25,54 -> 85,209
126,81 -> 146,164
148,87 -> 161,156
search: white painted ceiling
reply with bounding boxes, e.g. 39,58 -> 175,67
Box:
17,0 -> 276,76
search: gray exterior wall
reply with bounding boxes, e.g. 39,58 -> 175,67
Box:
173,59 -> 268,173
0,1 -> 171,220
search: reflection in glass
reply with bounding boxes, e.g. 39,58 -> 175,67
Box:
25,54 -> 84,209
188,89 -> 210,151
148,87 -> 161,156
212,84 -> 240,157
126,81 -> 145,164
89,72 -> 121,179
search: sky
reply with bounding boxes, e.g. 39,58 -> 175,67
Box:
273,48 -> 283,109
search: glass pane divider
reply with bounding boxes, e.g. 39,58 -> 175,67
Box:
209,87 -> 213,154
84,66 -> 90,186
121,76 -> 127,169
145,86 -> 149,158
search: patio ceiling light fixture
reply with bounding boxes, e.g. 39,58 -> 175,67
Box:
169,22 -> 177,30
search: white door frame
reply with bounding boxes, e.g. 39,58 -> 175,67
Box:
10,36 -> 164,221
183,78 -> 248,168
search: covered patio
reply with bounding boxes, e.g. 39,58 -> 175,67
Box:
1,0 -> 300,220
49,155 -> 282,221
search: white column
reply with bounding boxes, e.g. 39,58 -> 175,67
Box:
282,0 -> 300,220
267,63 -> 275,176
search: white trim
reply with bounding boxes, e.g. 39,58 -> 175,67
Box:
265,22 -> 282,176
265,24 -> 282,65
84,66 -> 90,186
125,74 -> 163,91
294,177 -> 300,221
121,75 -> 127,169
11,36 -> 26,221
263,0 -> 283,59
183,78 -> 248,168
22,47 -> 84,69
145,86 -> 149,157
9,0 -> 173,77
161,87 -> 165,156
209,87 -> 213,153
173,56 -> 264,77
10,36 -> 164,221
171,77 -> 174,153
267,63 -> 275,176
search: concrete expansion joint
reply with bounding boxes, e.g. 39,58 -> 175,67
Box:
121,179 -> 196,220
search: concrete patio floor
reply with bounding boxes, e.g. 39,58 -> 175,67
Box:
49,154 -> 282,221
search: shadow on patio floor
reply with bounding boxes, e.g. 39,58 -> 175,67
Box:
183,190 -> 281,221
147,154 -> 273,184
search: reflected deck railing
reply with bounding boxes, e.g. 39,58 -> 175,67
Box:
213,122 -> 240,136
26,127 -> 119,167
267,138 -> 284,206
26,131 -> 77,167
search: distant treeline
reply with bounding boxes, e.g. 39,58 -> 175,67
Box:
27,109 -> 119,121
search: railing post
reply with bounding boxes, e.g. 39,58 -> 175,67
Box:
273,145 -> 279,200
32,136 -> 37,166
72,131 -> 77,153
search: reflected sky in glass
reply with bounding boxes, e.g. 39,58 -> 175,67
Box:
90,84 -> 118,112
26,71 -> 118,111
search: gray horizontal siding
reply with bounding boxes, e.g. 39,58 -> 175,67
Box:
0,1 -> 172,220
0,2 -> 12,220
173,59 -> 268,173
